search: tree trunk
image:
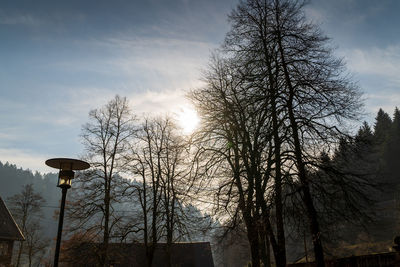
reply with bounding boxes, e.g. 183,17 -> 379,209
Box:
259,16 -> 287,265
146,245 -> 155,267
16,241 -> 23,267
260,229 -> 271,267
16,212 -> 27,267
247,225 -> 261,267
259,42 -> 286,267
270,91 -> 286,267
102,181 -> 110,267
166,245 -> 172,267
166,218 -> 173,267
28,248 -> 32,267
275,23 -> 325,267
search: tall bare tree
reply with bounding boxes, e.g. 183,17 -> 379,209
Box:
125,116 -> 191,267
67,95 -> 136,266
190,55 -> 277,267
191,0 -> 364,266
268,1 -> 361,265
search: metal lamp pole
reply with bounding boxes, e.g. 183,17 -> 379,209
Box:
54,187 -> 68,267
45,158 -> 90,267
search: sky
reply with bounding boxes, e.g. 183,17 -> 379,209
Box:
1,0 -> 399,173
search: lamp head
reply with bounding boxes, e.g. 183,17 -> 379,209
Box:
45,158 -> 90,190
57,170 -> 75,189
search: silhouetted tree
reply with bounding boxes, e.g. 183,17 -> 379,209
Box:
67,95 -> 136,266
374,109 -> 392,147
192,0 -> 363,266
384,108 -> 400,169
124,116 -> 192,267
190,55 -> 277,267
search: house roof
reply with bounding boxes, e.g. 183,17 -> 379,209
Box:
0,196 -> 24,241
293,240 -> 395,264
63,241 -> 214,267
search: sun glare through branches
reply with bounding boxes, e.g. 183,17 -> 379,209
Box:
176,106 -> 200,134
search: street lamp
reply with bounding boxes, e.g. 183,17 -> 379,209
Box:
45,158 -> 90,267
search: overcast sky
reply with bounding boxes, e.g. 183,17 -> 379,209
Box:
1,0 -> 399,173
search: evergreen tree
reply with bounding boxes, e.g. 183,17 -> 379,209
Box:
374,108 -> 392,146
372,108 -> 393,195
355,122 -> 374,147
382,107 -> 400,188
388,107 -> 400,154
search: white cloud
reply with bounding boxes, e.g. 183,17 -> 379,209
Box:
340,45 -> 400,119
304,6 -> 326,25
128,87 -> 203,117
0,32 -> 214,172
0,88 -> 201,174
47,35 -> 213,122
100,36 -> 213,89
47,35 -> 213,94
0,148 -> 54,174
343,45 -> 400,82
364,93 -> 400,117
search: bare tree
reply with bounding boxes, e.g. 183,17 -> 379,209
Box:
125,117 -> 165,267
190,55 -> 277,267
23,221 -> 48,267
267,1 -> 361,265
157,119 -> 190,267
7,184 -> 48,267
191,0 -> 364,266
125,116 -> 191,267
67,95 -> 136,266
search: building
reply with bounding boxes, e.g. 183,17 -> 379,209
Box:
61,241 -> 214,267
0,196 -> 24,267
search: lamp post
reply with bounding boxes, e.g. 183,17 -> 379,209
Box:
45,158 -> 90,267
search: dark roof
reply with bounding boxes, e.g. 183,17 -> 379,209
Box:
0,196 -> 24,241
64,242 -> 214,267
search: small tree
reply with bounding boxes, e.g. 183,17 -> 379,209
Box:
7,184 -> 48,267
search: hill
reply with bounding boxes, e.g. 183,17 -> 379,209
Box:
0,161 -> 60,239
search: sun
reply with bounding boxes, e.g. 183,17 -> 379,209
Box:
176,106 -> 200,134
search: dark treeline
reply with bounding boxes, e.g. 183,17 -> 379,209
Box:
0,163 -> 59,266
288,107 -> 400,261
334,107 -> 400,203
371,108 -> 400,197
0,161 -> 58,201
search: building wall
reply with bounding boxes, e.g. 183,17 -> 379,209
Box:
0,240 -> 14,267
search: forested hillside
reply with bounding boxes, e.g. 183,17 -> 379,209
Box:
371,108 -> 400,200
0,161 -> 58,200
0,161 -> 215,241
291,107 -> 400,260
0,162 -> 59,233
352,107 -> 400,242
